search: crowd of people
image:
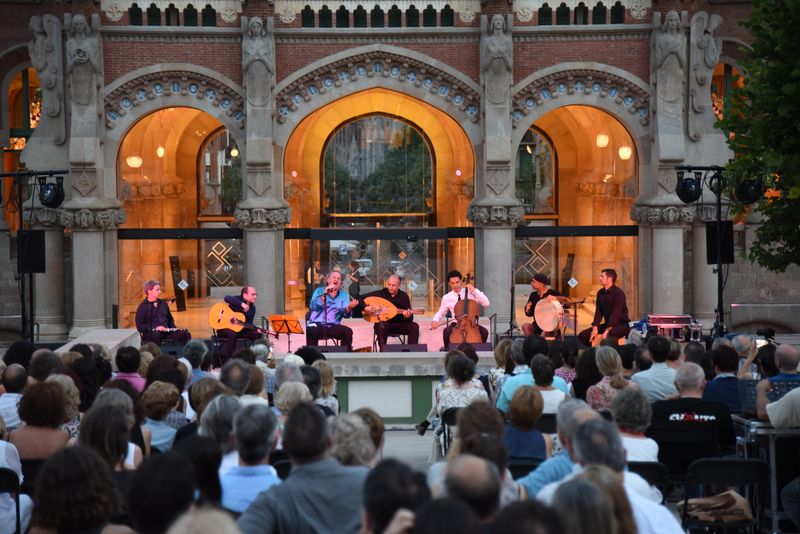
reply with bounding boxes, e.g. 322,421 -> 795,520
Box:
0,329 -> 797,534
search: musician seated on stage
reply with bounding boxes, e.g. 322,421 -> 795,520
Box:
523,273 -> 562,337
430,270 -> 490,348
307,271 -> 359,349
361,274 -> 420,351
578,268 -> 630,347
218,286 -> 264,364
135,280 -> 191,346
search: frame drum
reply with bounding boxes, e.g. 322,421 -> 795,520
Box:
534,299 -> 564,333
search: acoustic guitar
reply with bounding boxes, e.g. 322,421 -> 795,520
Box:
208,302 -> 259,332
362,296 -> 424,323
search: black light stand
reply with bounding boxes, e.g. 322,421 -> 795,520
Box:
0,169 -> 67,342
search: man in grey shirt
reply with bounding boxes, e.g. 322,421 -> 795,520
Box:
238,402 -> 369,534
631,335 -> 678,402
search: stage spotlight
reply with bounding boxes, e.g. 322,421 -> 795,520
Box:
38,175 -> 65,208
676,172 -> 701,204
708,171 -> 724,195
735,178 -> 763,204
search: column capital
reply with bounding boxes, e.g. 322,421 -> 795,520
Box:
234,206 -> 292,229
629,203 -> 695,226
60,207 -> 126,230
466,203 -> 524,228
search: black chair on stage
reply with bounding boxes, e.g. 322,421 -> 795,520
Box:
0,467 -> 21,534
304,311 -> 341,348
372,329 -> 407,352
534,413 -> 557,434
627,461 -> 670,503
440,407 -> 462,457
679,458 -> 769,534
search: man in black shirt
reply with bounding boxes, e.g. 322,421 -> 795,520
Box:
361,275 -> 420,351
135,280 -> 191,346
217,286 -> 264,364
522,273 -> 562,337
578,268 -> 630,346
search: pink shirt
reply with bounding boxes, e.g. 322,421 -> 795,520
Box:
115,372 -> 146,393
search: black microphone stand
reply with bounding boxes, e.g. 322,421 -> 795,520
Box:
504,267 -> 520,337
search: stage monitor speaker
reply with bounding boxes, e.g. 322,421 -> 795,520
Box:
319,345 -> 350,353
17,230 -> 45,273
706,221 -> 734,265
382,343 -> 428,353
448,342 -> 493,351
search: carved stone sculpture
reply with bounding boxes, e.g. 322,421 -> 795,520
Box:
28,15 -> 65,144
654,11 -> 686,103
688,11 -> 723,140
242,16 -> 275,108
65,14 -> 100,106
481,14 -> 512,106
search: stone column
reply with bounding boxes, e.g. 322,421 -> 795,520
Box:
235,207 -> 291,315
32,208 -> 68,339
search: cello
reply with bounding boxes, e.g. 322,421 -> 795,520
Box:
449,273 -> 484,344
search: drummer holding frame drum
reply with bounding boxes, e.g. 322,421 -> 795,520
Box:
523,273 -> 563,338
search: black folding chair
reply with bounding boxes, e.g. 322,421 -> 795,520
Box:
0,467 -> 21,534
647,422 -> 720,484
441,407 -> 462,457
680,458 -> 769,533
508,458 -> 543,480
20,459 -> 44,496
534,413 -> 557,434
627,461 -> 670,503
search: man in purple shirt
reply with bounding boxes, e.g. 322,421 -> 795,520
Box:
579,268 -> 630,346
135,280 -> 191,346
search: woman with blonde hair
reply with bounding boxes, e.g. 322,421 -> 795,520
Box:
586,345 -> 638,411
489,338 -> 511,398
312,359 -> 339,414
46,373 -> 82,438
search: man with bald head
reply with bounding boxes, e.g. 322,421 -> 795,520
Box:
445,454 -> 501,525
517,399 -> 601,498
0,364 -> 27,429
768,344 -> 800,381
360,274 -> 420,351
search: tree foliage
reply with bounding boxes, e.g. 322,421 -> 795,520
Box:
718,0 -> 800,271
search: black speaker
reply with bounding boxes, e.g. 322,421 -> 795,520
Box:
382,343 -> 428,353
706,221 -> 734,265
318,345 -> 350,353
17,230 -> 45,273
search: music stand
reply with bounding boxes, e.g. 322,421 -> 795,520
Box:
269,314 -> 304,352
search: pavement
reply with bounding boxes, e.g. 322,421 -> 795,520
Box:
380,427 -> 434,472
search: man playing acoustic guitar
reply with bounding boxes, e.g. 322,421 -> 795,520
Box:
361,274 -> 421,351
217,286 -> 264,364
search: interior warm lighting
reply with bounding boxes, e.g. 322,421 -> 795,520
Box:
596,134 -> 609,148
291,170 -> 298,178
156,146 -> 165,158
455,169 -> 462,177
602,174 -> 612,183
230,147 -> 239,158
618,145 -> 632,160
126,156 -> 143,168
525,145 -> 532,154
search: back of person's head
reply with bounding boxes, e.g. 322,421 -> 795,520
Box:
295,345 -> 325,366
460,431 -> 508,476
274,381 -> 313,414
79,404 -> 129,469
353,406 -> 385,452
575,348 -> 601,383
144,355 -> 180,389
493,338 -> 512,368
456,343 -> 479,364
172,435 -> 223,505
509,386 -> 543,430
47,373 -> 82,421
188,377 -> 231,418
182,340 -> 208,370
2,363 -> 27,393
115,346 -> 141,374
572,419 -> 626,472
675,361 -> 706,392
510,337 -> 526,365
140,341 -> 162,359
166,507 -> 240,534
220,358 -> 251,395
102,379 -> 145,424
300,364 -> 323,398
456,400 -> 505,442
251,343 -> 271,364
556,399 -> 600,442
552,476 -> 616,534
523,335 -> 549,366
617,344 -> 636,371
234,404 -> 278,465
731,334 -> 753,358
283,401 -> 328,463
667,339 -> 681,362
331,413 -> 376,466
28,350 -> 63,382
683,341 -> 706,364
711,345 -> 739,374
444,454 -> 501,521
490,500 -> 563,534
530,354 -> 555,387
31,446 -> 118,531
69,356 -> 101,411
142,380 -> 180,421
560,340 -> 579,369
646,335 -> 671,363
275,361 -> 303,390
633,346 -> 652,371
776,344 -> 800,373
71,343 -> 94,360
93,387 -> 136,427
245,364 -> 266,396
199,394 -> 242,454
231,347 -> 256,364
548,340 -> 564,368
412,498 -> 479,534
19,381 -> 67,428
364,459 -> 431,534
312,359 -> 336,397
3,341 -> 35,369
578,465 -> 637,534
447,353 -> 475,385
609,387 -> 652,434
757,343 -> 779,377
128,452 -> 195,534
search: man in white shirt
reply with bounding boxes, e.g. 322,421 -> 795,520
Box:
430,270 -> 490,348
0,364 -> 26,430
631,335 -> 678,402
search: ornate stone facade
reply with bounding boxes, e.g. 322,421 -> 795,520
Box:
234,206 -> 292,228
630,204 -> 696,226
466,204 -> 524,227
60,208 -> 127,230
